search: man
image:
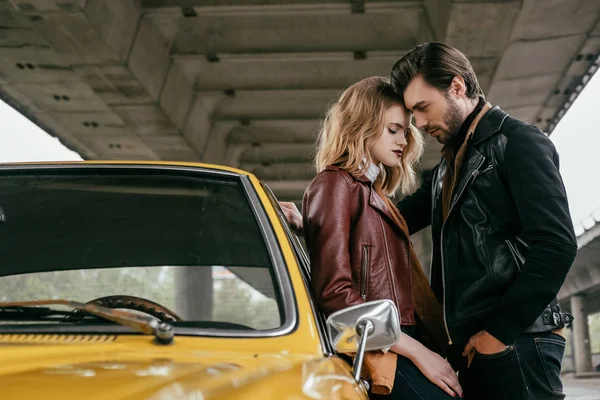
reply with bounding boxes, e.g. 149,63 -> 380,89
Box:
280,42 -> 577,399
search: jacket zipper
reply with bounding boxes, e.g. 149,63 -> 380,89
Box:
440,157 -> 486,345
380,219 -> 400,307
505,239 -> 521,272
475,164 -> 494,176
360,245 -> 369,300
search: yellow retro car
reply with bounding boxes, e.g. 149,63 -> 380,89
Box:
0,161 -> 400,400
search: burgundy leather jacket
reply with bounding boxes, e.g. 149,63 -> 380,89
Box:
302,165 -> 415,325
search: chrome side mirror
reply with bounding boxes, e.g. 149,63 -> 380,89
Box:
326,300 -> 401,382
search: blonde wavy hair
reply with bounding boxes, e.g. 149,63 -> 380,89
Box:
315,76 -> 424,196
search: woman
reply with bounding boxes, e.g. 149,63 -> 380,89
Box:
300,77 -> 462,399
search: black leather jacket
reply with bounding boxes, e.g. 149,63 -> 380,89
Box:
398,105 -> 577,349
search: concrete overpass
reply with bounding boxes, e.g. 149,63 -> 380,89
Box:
0,0 -> 598,206
560,207 -> 600,375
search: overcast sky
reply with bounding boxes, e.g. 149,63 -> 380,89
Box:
0,71 -> 598,228
548,69 -> 600,227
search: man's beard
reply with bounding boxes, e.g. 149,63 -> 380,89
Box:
436,99 -> 464,145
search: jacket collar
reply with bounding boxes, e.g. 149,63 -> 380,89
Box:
471,105 -> 509,145
323,166 -> 406,234
324,164 -> 377,184
360,158 -> 381,183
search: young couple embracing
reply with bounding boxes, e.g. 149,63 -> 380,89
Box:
280,42 -> 576,400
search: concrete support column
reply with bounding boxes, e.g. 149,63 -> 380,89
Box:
175,267 -> 213,320
571,294 -> 593,375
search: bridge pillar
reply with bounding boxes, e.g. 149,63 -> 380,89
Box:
175,267 -> 213,320
571,294 -> 593,375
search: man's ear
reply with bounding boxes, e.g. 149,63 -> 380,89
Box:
449,76 -> 467,98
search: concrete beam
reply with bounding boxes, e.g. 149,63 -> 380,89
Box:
183,94 -> 228,158
488,73 -> 562,109
416,7 -> 435,44
33,12 -> 121,65
160,58 -> 201,131
494,36 -> 587,81
424,1 -> 521,100
423,0 -> 452,41
112,104 -> 180,136
143,135 -> 201,161
41,111 -> 127,138
142,0 -> 403,8
227,119 -> 319,144
194,54 -> 399,91
128,14 -> 178,100
561,38 -> 600,82
74,65 -> 153,105
74,134 -> 159,160
489,0 -> 600,131
510,0 -> 600,42
238,143 -> 313,164
201,121 -> 240,164
83,0 -> 141,61
0,48 -> 74,85
192,52 -> 498,92
211,89 -> 339,120
11,1 -> 85,13
223,144 -> 249,167
444,1 -> 521,58
239,162 -> 315,181
2,80 -> 109,113
594,17 -> 600,36
172,5 -> 421,54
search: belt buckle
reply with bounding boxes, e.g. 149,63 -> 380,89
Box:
552,312 -> 561,326
561,313 -> 574,326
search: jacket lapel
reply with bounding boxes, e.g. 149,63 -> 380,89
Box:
448,150 -> 486,215
369,189 -> 410,239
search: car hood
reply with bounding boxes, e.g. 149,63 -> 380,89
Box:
0,335 -> 364,400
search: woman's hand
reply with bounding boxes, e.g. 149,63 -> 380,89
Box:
410,345 -> 463,398
391,334 -> 463,398
279,201 -> 304,235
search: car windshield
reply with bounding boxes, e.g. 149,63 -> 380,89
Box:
0,166 -> 283,332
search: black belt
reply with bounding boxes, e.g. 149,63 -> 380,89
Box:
524,303 -> 573,333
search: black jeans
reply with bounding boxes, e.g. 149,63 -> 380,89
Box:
369,353 -> 456,400
458,331 -> 566,400
370,325 -> 456,400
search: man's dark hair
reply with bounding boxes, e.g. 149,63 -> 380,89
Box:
390,42 -> 483,101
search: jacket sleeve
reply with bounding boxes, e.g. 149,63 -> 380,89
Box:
396,168 -> 434,235
303,171 -> 364,317
484,126 -> 578,345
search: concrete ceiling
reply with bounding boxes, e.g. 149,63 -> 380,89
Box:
0,0 -> 599,203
